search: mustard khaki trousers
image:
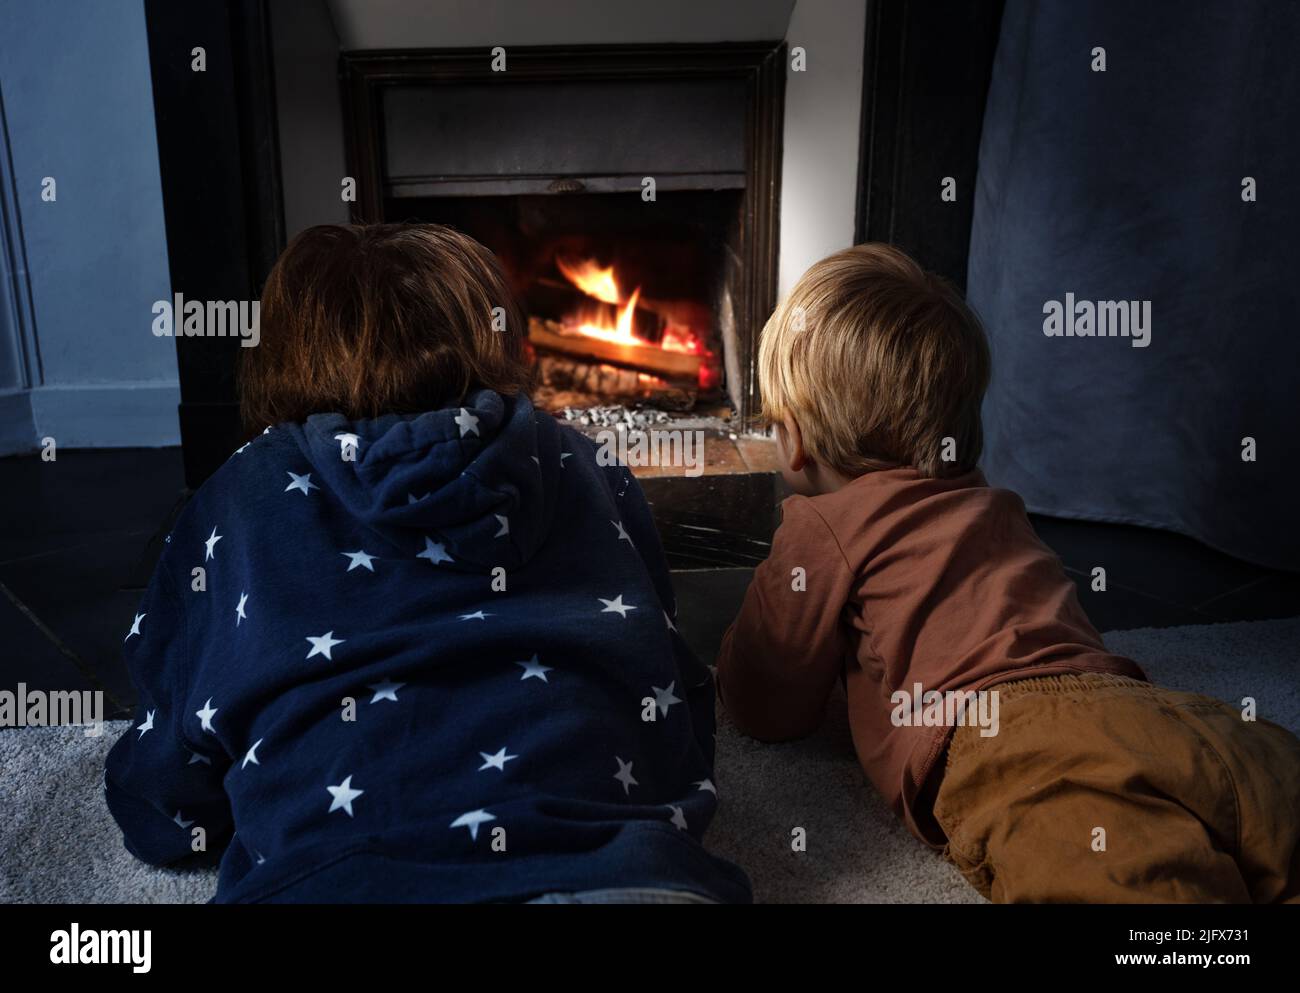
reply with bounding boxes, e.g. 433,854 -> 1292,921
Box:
933,673 -> 1300,903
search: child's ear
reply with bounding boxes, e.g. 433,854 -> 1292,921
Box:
781,414 -> 809,473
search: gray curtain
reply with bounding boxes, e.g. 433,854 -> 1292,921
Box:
967,0 -> 1300,570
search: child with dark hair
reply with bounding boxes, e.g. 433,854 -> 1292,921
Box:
106,223 -> 749,904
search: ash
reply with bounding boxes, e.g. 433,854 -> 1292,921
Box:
557,404 -> 675,430
552,402 -> 749,437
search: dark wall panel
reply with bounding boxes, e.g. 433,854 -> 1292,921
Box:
855,0 -> 1004,289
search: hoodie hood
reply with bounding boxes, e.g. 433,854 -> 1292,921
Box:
287,390 -> 563,570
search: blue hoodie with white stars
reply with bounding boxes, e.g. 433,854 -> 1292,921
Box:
105,389 -> 752,903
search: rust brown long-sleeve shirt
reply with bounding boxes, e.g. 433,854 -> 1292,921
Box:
716,467 -> 1145,846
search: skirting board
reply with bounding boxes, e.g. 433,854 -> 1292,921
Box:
0,382 -> 180,455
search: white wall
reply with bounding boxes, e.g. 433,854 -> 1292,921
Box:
271,0 -> 351,239
777,0 -> 866,298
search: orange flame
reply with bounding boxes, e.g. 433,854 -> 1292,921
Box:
555,256 -> 621,305
555,256 -> 711,383
573,287 -> 642,345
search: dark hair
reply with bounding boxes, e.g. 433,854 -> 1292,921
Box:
239,223 -> 530,433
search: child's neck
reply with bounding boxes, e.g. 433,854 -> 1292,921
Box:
800,462 -> 858,495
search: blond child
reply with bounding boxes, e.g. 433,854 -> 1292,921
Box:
718,243 -> 1300,903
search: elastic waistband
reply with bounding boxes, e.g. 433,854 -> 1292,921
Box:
993,671 -> 1150,702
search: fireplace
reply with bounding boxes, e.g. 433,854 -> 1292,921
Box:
340,43 -> 785,424
143,7 -> 999,564
391,189 -> 735,412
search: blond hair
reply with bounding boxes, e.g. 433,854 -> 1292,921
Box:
758,243 -> 989,478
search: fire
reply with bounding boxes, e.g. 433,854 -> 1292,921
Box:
555,256 -> 620,305
659,326 -> 697,354
572,287 -> 643,346
554,254 -> 645,345
552,254 -> 715,387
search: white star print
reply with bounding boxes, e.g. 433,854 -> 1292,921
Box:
124,613 -> 146,641
204,526 -> 222,561
306,631 -> 344,660
611,520 -> 634,546
454,407 -> 480,437
694,778 -> 717,796
407,492 -> 427,504
599,595 -> 636,618
173,810 -> 194,829
450,809 -> 496,841
196,698 -> 218,733
664,611 -> 678,632
242,738 -> 263,769
188,750 -> 211,766
367,678 -> 404,703
235,592 -> 248,626
614,756 -> 639,795
667,805 -> 688,831
652,682 -> 682,717
326,775 -> 363,817
459,610 -> 491,621
559,451 -> 572,467
478,747 -> 518,772
136,709 -> 155,739
255,852 -> 267,865
342,549 -> 377,572
494,514 -> 509,538
234,442 -> 250,455
515,654 -> 552,682
285,471 -> 318,496
417,536 -> 453,565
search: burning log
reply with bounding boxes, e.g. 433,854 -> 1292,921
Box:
535,354 -> 697,410
529,317 -> 702,382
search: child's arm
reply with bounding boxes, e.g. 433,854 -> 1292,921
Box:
716,497 -> 854,741
105,560 -> 234,867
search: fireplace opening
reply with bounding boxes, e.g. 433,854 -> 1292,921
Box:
388,189 -> 741,413
342,44 -> 785,435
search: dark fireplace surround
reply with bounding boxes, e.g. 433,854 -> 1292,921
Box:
339,43 -> 785,422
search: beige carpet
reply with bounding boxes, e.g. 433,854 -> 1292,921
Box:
3,617 -> 1297,903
